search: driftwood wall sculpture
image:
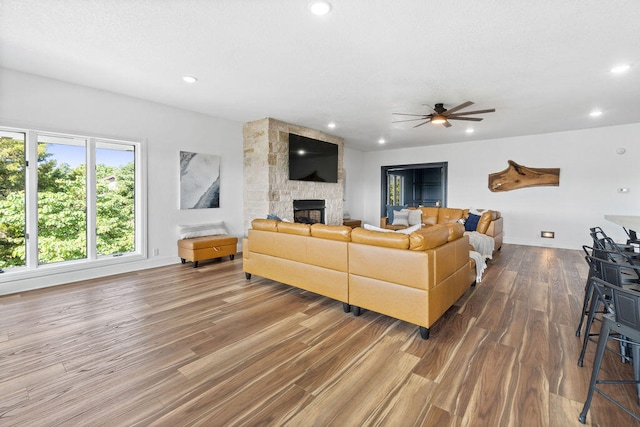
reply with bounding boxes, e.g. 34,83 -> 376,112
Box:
488,160 -> 560,192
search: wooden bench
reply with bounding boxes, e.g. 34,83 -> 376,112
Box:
177,235 -> 238,268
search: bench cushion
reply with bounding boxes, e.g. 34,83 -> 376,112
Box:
178,235 -> 237,250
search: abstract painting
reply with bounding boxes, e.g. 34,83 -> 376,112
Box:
180,151 -> 221,209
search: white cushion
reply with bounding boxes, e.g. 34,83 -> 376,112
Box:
364,223 -> 395,233
391,210 -> 409,226
178,221 -> 228,239
364,223 -> 421,235
395,224 -> 421,234
405,209 -> 422,226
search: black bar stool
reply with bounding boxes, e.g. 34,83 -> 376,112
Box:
579,277 -> 640,423
577,254 -> 640,367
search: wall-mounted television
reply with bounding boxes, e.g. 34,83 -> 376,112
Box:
288,133 -> 338,183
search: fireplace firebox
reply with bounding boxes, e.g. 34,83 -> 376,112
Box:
293,199 -> 325,225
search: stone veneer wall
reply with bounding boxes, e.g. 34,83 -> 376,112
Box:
243,118 -> 344,231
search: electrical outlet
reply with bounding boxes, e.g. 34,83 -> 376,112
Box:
153,248 -> 159,256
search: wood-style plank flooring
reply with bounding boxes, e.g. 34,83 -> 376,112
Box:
1,244 -> 639,426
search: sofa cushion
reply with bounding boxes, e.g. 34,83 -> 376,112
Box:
419,207 -> 439,226
391,210 -> 410,226
437,208 -> 464,224
446,223 -> 465,241
277,221 -> 311,236
464,213 -> 481,231
476,211 -> 494,234
386,205 -> 406,224
310,223 -> 352,241
351,228 -> 410,249
252,218 -> 279,232
409,224 -> 450,251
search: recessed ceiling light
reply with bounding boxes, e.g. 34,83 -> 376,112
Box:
465,128 -> 474,134
378,138 -> 386,144
327,122 -> 336,129
182,75 -> 198,84
611,64 -> 631,74
590,110 -> 603,117
308,1 -> 332,16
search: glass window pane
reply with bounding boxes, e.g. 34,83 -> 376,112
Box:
0,131 -> 26,270
37,135 -> 87,265
96,142 -> 135,256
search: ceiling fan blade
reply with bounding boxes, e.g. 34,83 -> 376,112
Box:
442,101 -> 474,116
447,117 -> 483,121
413,119 -> 432,128
443,121 -> 452,128
448,108 -> 495,116
392,113 -> 429,117
392,118 -> 431,123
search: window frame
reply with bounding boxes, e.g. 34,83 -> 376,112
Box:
380,162 -> 448,217
0,125 -> 147,283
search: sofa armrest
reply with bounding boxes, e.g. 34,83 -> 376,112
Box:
380,217 -> 389,228
486,216 -> 503,238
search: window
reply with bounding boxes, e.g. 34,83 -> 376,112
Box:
0,126 -> 144,275
37,134 -> 88,264
387,174 -> 404,205
0,130 -> 26,269
96,141 -> 135,256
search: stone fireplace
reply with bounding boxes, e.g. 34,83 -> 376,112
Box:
243,118 -> 343,231
293,199 -> 325,224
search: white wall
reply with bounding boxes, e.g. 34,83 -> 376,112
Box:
0,68 -> 244,294
347,124 -> 640,249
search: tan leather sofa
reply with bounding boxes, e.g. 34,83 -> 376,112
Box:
243,219 -> 476,339
381,207 -> 503,253
243,220 -> 351,310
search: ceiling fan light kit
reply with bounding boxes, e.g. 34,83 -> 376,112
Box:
393,101 -> 495,129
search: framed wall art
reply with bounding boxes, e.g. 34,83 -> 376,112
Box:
180,151 -> 221,209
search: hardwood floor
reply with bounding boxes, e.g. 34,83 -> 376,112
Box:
1,244 -> 639,426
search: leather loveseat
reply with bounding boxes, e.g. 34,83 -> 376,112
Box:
242,218 -> 476,339
381,207 -> 503,253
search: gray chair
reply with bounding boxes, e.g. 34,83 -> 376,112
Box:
579,277 -> 640,423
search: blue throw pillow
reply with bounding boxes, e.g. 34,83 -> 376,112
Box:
267,213 -> 282,221
465,213 -> 481,231
386,205 -> 406,224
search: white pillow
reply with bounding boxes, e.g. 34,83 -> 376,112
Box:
391,210 -> 410,226
364,223 -> 421,235
364,223 -> 395,233
395,224 -> 421,234
405,209 -> 422,226
178,221 -> 227,239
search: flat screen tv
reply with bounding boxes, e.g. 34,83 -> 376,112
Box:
288,133 -> 338,183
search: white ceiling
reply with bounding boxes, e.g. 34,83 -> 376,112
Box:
1,0 -> 639,152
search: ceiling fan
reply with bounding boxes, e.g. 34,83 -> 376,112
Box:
393,101 -> 495,128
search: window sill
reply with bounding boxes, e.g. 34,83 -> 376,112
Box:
0,252 -> 147,287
